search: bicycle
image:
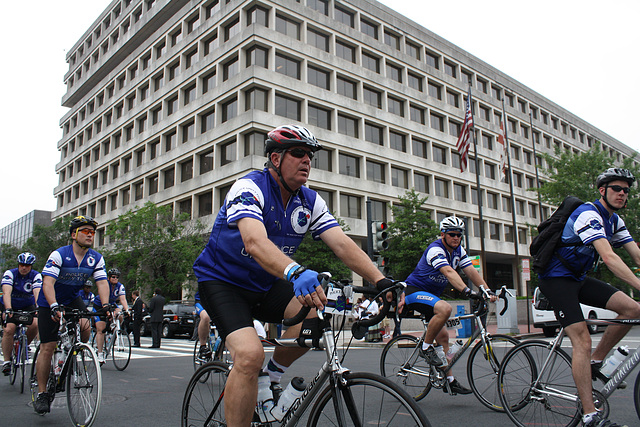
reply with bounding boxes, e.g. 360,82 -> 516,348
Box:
181,275 -> 431,426
30,307 -> 103,427
91,310 -> 132,371
380,286 -> 520,411
7,309 -> 37,394
497,316 -> 640,427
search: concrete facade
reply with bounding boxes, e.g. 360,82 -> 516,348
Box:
53,0 -> 638,295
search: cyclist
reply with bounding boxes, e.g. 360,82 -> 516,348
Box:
194,291 -> 213,360
193,124 -> 391,427
538,168 -> 640,427
93,268 -> 130,364
2,252 -> 42,375
401,216 -> 495,395
34,216 -> 110,415
78,280 -> 95,308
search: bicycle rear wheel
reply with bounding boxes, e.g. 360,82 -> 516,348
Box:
379,334 -> 431,400
66,343 -> 102,427
112,329 -> 131,371
467,333 -> 520,411
181,361 -> 230,427
307,371 -> 430,426
498,340 -> 581,427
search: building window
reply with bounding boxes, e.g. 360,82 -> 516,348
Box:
412,138 -> 428,159
388,96 -> 404,117
433,145 -> 446,164
363,86 -> 382,108
307,27 -> 329,51
365,122 -> 383,145
182,121 -> 195,143
334,5 -> 354,27
245,87 -> 268,111
165,131 -> 176,152
244,131 -> 267,156
406,41 -> 421,60
308,0 -> 328,14
362,52 -> 380,73
408,72 -> 423,91
428,81 -> 442,100
384,30 -> 401,50
360,17 -> 378,38
308,65 -> 330,89
340,194 -> 361,219
198,191 -> 213,217
202,70 -> 216,93
430,113 -> 444,131
386,62 -> 402,82
203,32 -> 219,55
426,50 -> 439,69
181,159 -> 193,182
164,167 -> 174,189
434,178 -> 449,198
177,198 -> 192,219
221,97 -> 237,122
311,149 -> 331,171
148,174 -> 158,195
486,191 -> 498,209
308,104 -> 331,130
336,39 -> 355,62
336,75 -> 356,99
223,56 -> 239,81
414,172 -> 429,193
200,109 -> 215,133
275,14 -> 300,39
220,139 -> 236,165
489,222 -> 500,240
246,45 -> 268,68
454,183 -> 466,202
184,84 -> 196,105
339,153 -> 359,177
224,17 -> 240,41
275,54 -> 300,79
446,90 -> 459,108
485,163 -> 496,180
482,133 -> 493,150
167,95 -> 178,115
246,5 -> 268,26
449,120 -> 461,137
391,167 -> 408,188
275,94 -> 300,120
337,114 -> 357,137
444,60 -> 457,78
389,131 -> 406,152
367,160 -> 385,184
410,104 -> 425,124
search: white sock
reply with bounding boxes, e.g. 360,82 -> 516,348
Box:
2,361 -> 10,366
447,376 -> 454,383
263,358 -> 288,384
422,343 -> 433,351
582,411 -> 597,423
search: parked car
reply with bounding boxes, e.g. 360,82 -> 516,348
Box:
531,287 -> 616,337
140,301 -> 196,338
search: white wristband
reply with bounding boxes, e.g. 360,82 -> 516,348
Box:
50,302 -> 59,310
283,262 -> 301,281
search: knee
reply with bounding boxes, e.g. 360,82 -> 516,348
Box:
436,302 -> 452,318
232,347 -> 264,375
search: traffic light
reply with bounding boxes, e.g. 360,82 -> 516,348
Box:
371,221 -> 389,254
376,256 -> 390,275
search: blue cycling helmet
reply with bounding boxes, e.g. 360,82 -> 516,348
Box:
17,252 -> 36,265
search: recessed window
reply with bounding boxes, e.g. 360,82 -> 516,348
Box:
337,114 -> 357,137
337,75 -> 356,99
389,131 -> 406,152
308,104 -> 331,130
391,167 -> 408,188
275,14 -> 300,39
362,52 -> 380,73
365,122 -> 383,146
363,86 -> 381,108
275,94 -> 300,120
336,39 -> 355,63
367,160 -> 385,184
360,17 -> 378,38
334,5 -> 354,27
275,54 -> 300,79
339,153 -> 360,177
308,65 -> 330,90
307,28 -> 329,52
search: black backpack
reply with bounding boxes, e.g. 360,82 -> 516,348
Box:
529,195 -> 585,275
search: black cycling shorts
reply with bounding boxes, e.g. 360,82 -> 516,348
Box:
198,279 -> 295,339
538,276 -> 618,328
38,297 -> 88,344
3,304 -> 37,327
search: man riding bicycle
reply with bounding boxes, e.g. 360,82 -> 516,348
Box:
401,216 -> 495,395
538,168 -> 640,427
34,216 -> 110,415
93,267 -> 130,364
2,252 -> 42,375
193,124 -> 391,427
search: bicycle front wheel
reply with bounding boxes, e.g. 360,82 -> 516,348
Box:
380,334 -> 431,401
66,343 -> 102,427
181,361 -> 230,427
20,335 -> 28,393
307,371 -> 430,426
467,333 -> 520,411
112,330 -> 131,371
9,341 -> 18,385
498,340 -> 580,427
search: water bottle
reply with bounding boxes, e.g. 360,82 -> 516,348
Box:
600,346 -> 629,378
447,340 -> 464,361
53,350 -> 64,376
256,372 -> 276,422
212,336 -> 222,352
434,345 -> 447,366
271,377 -> 306,421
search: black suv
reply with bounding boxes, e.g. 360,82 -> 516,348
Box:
140,301 -> 196,338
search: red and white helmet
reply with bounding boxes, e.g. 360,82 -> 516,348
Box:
264,125 -> 322,155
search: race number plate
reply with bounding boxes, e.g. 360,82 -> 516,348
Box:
445,317 -> 462,329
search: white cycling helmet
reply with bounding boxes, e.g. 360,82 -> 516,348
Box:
440,216 -> 465,233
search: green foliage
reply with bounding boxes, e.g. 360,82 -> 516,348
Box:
536,142 -> 640,294
103,202 -> 208,300
383,189 -> 440,280
0,244 -> 23,274
293,217 -> 352,281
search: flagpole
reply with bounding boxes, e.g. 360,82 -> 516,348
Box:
528,112 -> 545,220
468,84 -> 487,280
501,98 -> 521,296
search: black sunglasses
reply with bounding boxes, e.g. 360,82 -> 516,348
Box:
287,148 -> 314,161
446,232 -> 463,238
608,185 -> 630,194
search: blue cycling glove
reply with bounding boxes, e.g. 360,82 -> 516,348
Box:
291,268 -> 321,298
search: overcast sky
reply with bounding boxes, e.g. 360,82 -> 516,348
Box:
1,0 -> 638,229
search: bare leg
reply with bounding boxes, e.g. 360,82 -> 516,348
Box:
2,323 -> 17,362
37,342 -> 56,393
592,292 -> 640,361
565,322 -> 595,414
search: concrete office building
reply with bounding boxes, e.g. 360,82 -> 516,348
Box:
54,0 -> 638,295
0,210 -> 52,249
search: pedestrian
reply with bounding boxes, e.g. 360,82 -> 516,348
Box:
131,290 -> 144,347
148,288 -> 165,348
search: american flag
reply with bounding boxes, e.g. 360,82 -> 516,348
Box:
456,90 -> 474,172
498,115 -> 507,181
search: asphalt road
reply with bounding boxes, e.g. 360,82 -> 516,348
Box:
1,329 -> 639,426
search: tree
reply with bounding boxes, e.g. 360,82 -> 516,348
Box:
293,217 -> 352,281
23,216 -> 72,272
0,244 -> 23,274
384,189 -> 440,281
536,143 -> 640,293
103,202 -> 208,299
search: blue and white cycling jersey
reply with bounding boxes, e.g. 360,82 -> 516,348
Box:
193,168 -> 339,292
540,199 -> 633,281
93,282 -> 126,307
38,245 -> 108,307
78,289 -> 95,307
1,268 -> 42,309
405,239 -> 472,297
